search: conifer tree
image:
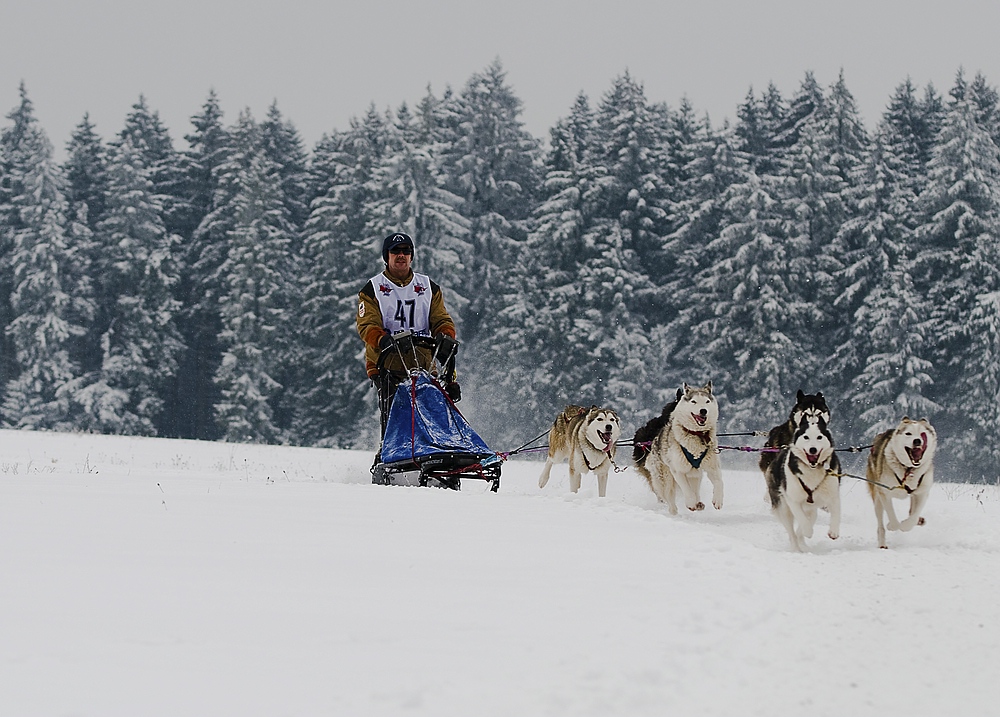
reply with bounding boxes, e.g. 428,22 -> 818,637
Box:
162,90 -> 231,439
913,90 -> 1000,388
213,146 -> 300,443
0,83 -> 38,411
181,107 -> 274,440
443,60 -> 540,341
260,101 -> 311,233
63,114 -> 108,231
69,137 -> 182,435
2,109 -> 90,428
838,133 -> 937,440
659,132 -> 751,387
912,84 -> 1000,447
292,109 -> 391,446
487,95 -> 599,439
117,96 -> 190,241
682,171 -> 811,429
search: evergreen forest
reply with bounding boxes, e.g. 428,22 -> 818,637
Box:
2,61 -> 999,482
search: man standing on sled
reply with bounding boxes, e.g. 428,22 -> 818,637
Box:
356,232 -> 461,450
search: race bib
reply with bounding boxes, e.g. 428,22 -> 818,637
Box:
370,272 -> 433,336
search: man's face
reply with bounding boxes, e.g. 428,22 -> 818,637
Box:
387,245 -> 412,279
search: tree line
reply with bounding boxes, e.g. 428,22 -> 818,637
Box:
1,60 -> 998,481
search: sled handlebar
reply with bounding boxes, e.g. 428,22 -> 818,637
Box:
377,331 -> 459,381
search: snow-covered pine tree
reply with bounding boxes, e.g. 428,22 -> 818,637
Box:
0,83 -> 38,413
588,72 -> 670,334
772,74 -> 852,374
182,107 -> 277,440
838,132 -> 937,442
61,115 -> 108,377
64,114 -> 108,232
260,101 -> 312,235
496,75 -> 660,430
486,94 -> 599,441
682,170 -> 811,430
168,90 -> 230,439
442,60 -> 541,342
881,79 -> 942,189
911,77 -> 1000,459
212,140 -> 300,444
658,131 -> 752,390
115,96 -> 192,437
1,107 -> 91,429
117,96 -> 191,243
851,271 -> 939,441
68,136 -> 183,435
291,108 -> 391,446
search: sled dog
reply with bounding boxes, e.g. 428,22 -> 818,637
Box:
759,390 -> 831,475
866,417 -> 937,549
538,405 -> 621,497
766,416 -> 842,552
634,383 -> 723,514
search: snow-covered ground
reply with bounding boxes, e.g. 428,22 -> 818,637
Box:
1,428 -> 998,717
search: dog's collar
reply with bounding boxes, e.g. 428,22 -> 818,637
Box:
682,426 -> 712,443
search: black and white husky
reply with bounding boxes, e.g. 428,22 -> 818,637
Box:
759,390 -> 831,475
765,416 -> 841,552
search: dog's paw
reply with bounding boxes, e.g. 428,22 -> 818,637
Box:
828,530 -> 839,540
917,517 -> 926,526
689,502 -> 705,511
713,499 -> 723,510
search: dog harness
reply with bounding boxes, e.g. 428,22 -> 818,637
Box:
680,444 -> 710,469
796,473 -> 826,503
680,428 -> 712,468
788,454 -> 829,503
893,466 -> 923,494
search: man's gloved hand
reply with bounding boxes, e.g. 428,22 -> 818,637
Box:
446,381 -> 462,403
378,333 -> 393,353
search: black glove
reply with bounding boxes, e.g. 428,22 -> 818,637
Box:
446,381 -> 462,403
378,334 -> 393,353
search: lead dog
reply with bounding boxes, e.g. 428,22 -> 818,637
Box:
866,417 -> 937,549
634,383 -> 723,514
766,416 -> 841,552
538,405 -> 621,497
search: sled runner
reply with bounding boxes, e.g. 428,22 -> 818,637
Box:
371,332 -> 501,492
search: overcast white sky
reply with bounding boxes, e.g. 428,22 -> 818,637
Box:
3,0 -> 1000,157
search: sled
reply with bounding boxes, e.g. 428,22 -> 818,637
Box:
371,332 -> 501,492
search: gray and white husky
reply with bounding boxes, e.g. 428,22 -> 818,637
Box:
866,417 -> 937,549
765,416 -> 841,552
634,383 -> 723,514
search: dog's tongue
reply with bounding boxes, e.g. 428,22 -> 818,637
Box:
598,430 -> 612,448
807,452 -> 820,466
909,438 -> 926,464
693,413 -> 706,426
